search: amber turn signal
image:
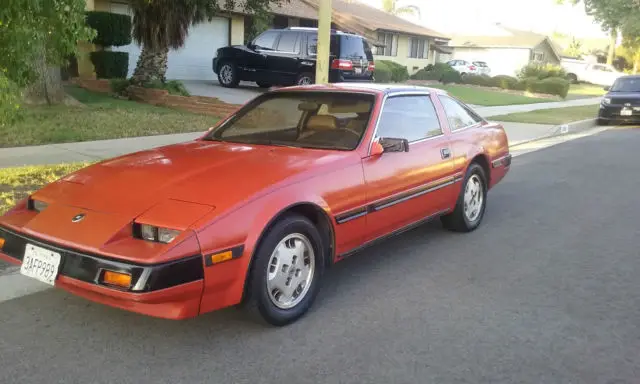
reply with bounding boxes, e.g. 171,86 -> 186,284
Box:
0,237 -> 5,249
210,250 -> 233,265
102,270 -> 132,288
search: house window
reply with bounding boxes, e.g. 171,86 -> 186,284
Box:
532,51 -> 545,62
376,32 -> 398,57
408,37 -> 428,59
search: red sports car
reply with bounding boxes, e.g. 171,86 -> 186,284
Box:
0,83 -> 511,326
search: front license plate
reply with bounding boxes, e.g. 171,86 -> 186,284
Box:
20,244 -> 61,286
621,109 -> 633,116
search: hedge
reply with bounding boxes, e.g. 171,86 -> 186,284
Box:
378,60 -> 409,82
90,51 -> 129,79
410,63 -> 460,83
86,11 -> 132,47
374,60 -> 393,83
517,63 -> 567,80
524,77 -> 570,98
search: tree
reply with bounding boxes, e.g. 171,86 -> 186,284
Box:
381,0 -> 421,18
0,0 -> 95,107
129,0 -> 285,85
564,37 -> 584,58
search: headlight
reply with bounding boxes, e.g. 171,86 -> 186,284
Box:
28,198 -> 48,212
135,223 -> 181,244
602,97 -> 611,105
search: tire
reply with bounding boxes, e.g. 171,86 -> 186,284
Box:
567,74 -> 578,84
245,214 -> 325,326
296,72 -> 314,86
441,163 -> 488,233
217,61 -> 239,88
597,118 -> 609,126
256,81 -> 271,88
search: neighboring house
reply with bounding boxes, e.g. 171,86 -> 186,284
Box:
79,0 -> 449,80
448,25 -> 562,77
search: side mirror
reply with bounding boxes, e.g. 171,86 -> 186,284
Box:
603,85 -> 610,91
379,137 -> 409,153
247,42 -> 256,50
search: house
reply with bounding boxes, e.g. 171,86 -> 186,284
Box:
79,0 -> 449,80
448,25 -> 562,77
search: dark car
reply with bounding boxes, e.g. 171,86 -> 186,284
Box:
598,75 -> 640,125
212,27 -> 375,88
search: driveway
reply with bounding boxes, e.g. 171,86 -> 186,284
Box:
182,80 -> 263,104
1,128 -> 640,383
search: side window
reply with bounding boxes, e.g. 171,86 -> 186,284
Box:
276,32 -> 300,53
308,33 -> 318,55
253,31 -> 279,50
438,95 -> 482,130
376,96 -> 442,142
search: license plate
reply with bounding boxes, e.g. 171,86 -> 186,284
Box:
20,244 -> 61,286
621,109 -> 632,116
354,67 -> 362,75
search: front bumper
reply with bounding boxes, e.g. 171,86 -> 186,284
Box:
212,58 -> 219,74
599,104 -> 640,123
0,226 -> 204,319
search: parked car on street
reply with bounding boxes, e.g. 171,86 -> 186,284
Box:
562,58 -> 623,86
472,61 -> 491,76
446,59 -> 479,77
598,75 -> 640,125
213,27 -> 376,88
0,83 -> 511,326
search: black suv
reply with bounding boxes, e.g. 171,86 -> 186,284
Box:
212,27 -> 375,88
598,75 -> 640,125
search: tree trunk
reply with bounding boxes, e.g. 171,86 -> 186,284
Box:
131,44 -> 169,85
23,47 -> 66,105
634,58 -> 639,74
607,29 -> 616,65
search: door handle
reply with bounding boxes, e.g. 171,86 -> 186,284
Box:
440,148 -> 451,159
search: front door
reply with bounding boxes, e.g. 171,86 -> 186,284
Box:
267,31 -> 302,85
242,30 -> 279,82
361,94 -> 456,242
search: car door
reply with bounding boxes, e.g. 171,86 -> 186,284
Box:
361,94 -> 456,241
436,94 -> 486,177
245,30 -> 280,82
267,31 -> 302,85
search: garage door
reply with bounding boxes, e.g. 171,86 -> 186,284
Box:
109,2 -> 230,81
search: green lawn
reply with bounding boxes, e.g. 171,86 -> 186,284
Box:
490,105 -> 599,125
1,86 -> 217,148
429,84 -> 552,106
0,162 -> 90,215
567,83 -> 607,99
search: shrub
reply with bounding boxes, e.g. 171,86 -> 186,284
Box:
378,60 -> 409,82
410,63 -> 458,82
0,73 -> 22,127
463,74 -> 494,87
85,11 -> 132,47
142,80 -> 191,96
492,75 -> 519,90
374,60 -> 393,83
90,51 -> 129,79
441,70 -> 462,84
110,78 -> 131,95
525,77 -> 570,98
517,63 -> 567,80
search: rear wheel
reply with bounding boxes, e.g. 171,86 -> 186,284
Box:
245,214 -> 325,326
296,72 -> 314,86
567,73 -> 578,84
217,62 -> 239,88
441,163 -> 488,232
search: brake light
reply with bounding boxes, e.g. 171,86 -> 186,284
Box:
331,59 -> 353,70
368,62 -> 375,72
469,65 -> 476,70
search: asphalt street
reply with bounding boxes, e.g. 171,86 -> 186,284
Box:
1,127 -> 639,384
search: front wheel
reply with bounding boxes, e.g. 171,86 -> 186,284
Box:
256,81 -> 271,88
441,163 -> 488,232
296,72 -> 315,86
217,62 -> 239,88
245,214 -> 325,326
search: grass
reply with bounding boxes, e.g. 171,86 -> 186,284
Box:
567,83 -> 607,99
429,84 -> 551,106
490,105 -> 599,125
1,86 -> 217,148
0,162 -> 90,215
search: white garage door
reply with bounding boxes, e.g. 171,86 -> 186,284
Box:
109,2 -> 230,81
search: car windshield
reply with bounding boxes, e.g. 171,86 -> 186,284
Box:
205,92 -> 375,150
610,78 -> 640,92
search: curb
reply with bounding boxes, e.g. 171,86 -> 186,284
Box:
508,118 -> 598,148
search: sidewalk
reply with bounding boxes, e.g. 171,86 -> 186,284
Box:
0,122 -> 557,168
477,97 -> 601,117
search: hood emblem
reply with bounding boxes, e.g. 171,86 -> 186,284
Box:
71,213 -> 85,223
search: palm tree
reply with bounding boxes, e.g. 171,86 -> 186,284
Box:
129,0 -> 283,85
381,0 -> 421,18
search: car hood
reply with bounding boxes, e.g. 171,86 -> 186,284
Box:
34,140 -> 351,221
607,92 -> 640,99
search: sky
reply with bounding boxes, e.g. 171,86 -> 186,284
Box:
364,0 -> 609,39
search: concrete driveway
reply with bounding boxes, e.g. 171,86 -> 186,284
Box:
2,128 -> 640,383
182,80 -> 263,104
